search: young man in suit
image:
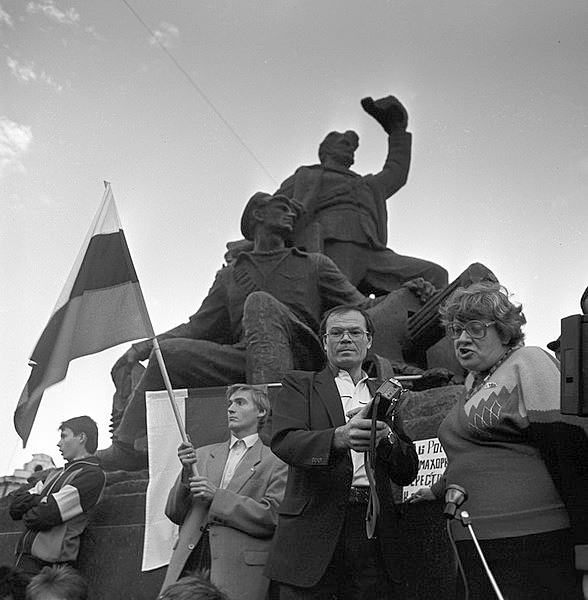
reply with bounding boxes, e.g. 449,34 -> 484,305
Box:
266,305 -> 419,599
160,384 -> 287,600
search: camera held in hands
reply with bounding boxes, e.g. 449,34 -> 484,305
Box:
367,377 -> 405,421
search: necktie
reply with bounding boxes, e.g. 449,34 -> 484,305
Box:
220,440 -> 246,489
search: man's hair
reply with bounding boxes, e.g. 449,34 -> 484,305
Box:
158,573 -> 228,600
26,565 -> 88,600
0,565 -> 29,600
319,304 -> 375,339
59,416 -> 99,454
225,384 -> 270,429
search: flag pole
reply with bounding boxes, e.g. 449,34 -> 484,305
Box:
103,180 -> 198,476
151,337 -> 199,477
102,181 -> 197,476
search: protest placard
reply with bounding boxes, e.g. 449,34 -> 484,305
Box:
403,437 -> 447,502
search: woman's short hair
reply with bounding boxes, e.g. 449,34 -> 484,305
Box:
439,281 -> 526,347
225,384 -> 270,428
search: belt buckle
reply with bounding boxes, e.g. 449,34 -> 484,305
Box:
348,486 -> 370,504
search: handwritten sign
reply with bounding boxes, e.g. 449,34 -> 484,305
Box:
402,437 -> 447,502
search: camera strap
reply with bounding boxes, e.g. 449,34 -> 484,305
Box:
364,393 -> 382,539
364,378 -> 405,539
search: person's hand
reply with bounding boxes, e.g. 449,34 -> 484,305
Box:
112,346 -> 140,373
177,442 -> 197,469
188,476 -> 217,505
406,487 -> 436,503
334,404 -> 388,452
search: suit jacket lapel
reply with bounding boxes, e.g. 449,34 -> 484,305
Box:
314,367 -> 347,426
225,439 -> 263,493
207,442 -> 230,488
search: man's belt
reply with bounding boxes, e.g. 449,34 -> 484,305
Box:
348,486 -> 371,505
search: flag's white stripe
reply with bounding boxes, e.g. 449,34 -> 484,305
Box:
53,184 -> 121,313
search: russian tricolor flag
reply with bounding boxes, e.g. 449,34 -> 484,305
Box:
15,183 -> 154,446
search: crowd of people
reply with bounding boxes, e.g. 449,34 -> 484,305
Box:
4,95 -> 587,599
0,564 -> 225,600
4,282 -> 587,599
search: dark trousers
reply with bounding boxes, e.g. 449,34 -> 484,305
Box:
456,528 -> 582,600
278,504 -> 397,600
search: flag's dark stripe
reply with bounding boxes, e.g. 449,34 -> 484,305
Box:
69,230 -> 138,299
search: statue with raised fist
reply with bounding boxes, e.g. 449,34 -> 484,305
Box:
276,95 -> 448,296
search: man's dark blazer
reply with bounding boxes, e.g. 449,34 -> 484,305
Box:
265,367 -> 419,588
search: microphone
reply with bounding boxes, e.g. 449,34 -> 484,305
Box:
443,484 -> 468,519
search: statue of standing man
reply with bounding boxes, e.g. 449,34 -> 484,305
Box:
276,95 -> 448,297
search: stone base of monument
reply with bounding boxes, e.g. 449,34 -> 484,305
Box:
0,385 -> 463,600
0,476 -> 166,599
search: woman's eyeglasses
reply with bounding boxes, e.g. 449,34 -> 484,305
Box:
446,320 -> 495,339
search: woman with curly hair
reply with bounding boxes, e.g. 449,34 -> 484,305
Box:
409,282 -> 587,599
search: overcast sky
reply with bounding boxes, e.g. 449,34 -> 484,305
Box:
1,0 -> 587,476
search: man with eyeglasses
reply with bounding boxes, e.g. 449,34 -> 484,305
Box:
266,304 -> 419,600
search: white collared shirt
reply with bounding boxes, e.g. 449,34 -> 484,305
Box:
219,433 -> 258,489
335,370 -> 371,487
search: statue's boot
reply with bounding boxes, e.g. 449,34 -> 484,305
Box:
243,291 -> 324,383
96,438 -> 148,472
99,339 -> 247,471
95,361 -> 149,471
405,263 -> 498,362
367,285 -> 425,363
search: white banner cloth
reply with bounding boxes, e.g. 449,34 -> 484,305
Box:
142,389 -> 187,571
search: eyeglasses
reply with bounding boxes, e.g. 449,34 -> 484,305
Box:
324,328 -> 370,341
446,320 -> 495,340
